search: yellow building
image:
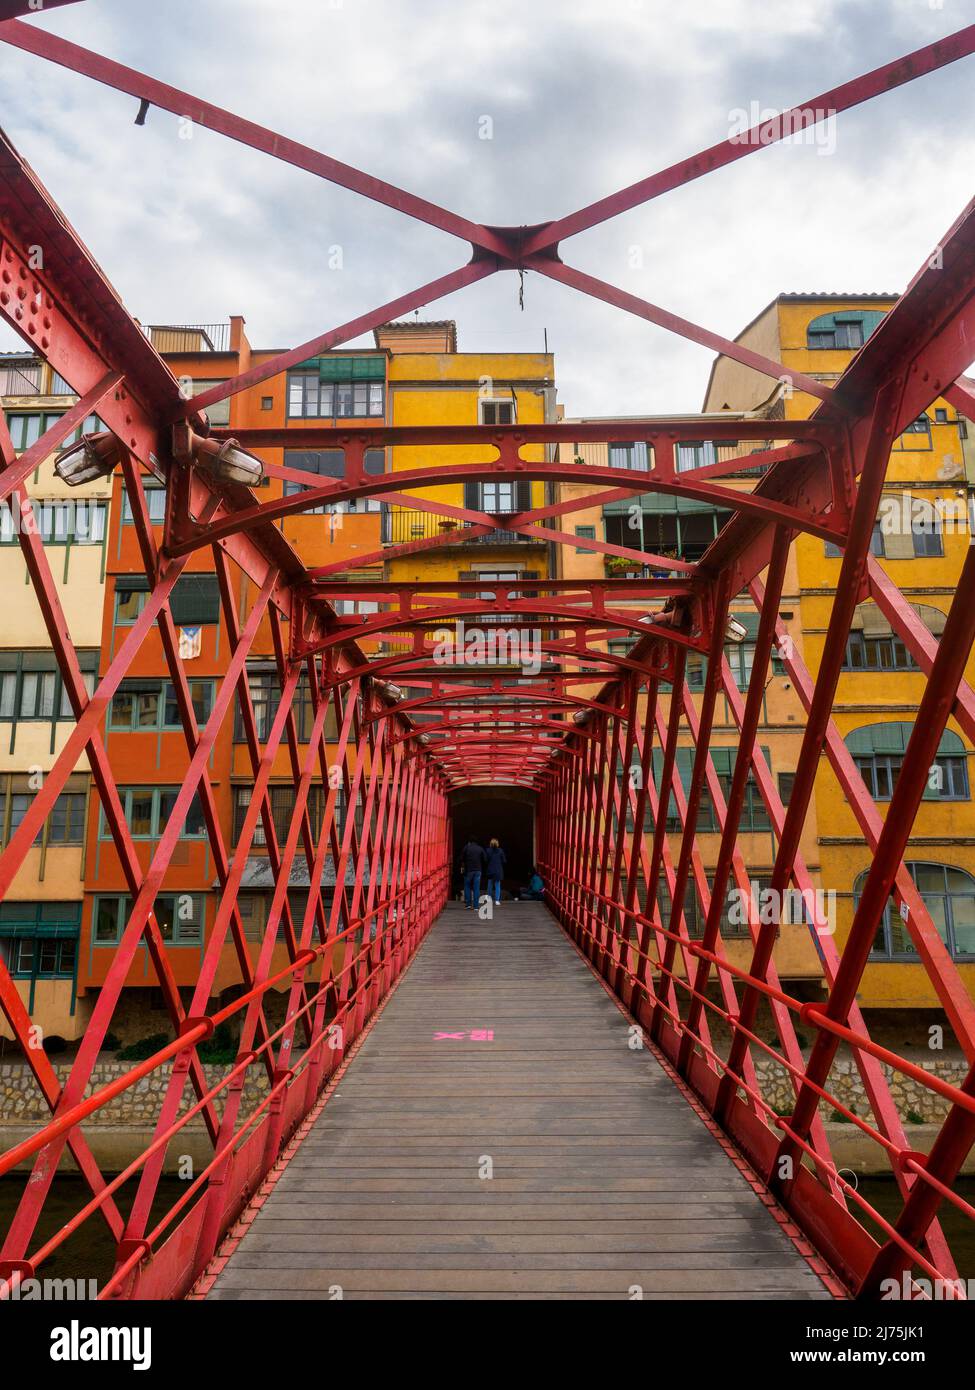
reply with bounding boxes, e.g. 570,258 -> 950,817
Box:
705,294 -> 975,1018
376,319 -> 555,604
0,352 -> 110,1045
554,416 -> 825,996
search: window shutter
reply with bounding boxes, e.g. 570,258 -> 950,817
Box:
515,480 -> 531,511
857,603 -> 894,638
912,602 -> 947,636
170,574 -> 221,626
464,482 -> 479,510
883,529 -> 914,560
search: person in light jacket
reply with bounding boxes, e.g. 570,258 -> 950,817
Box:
485,838 -> 507,905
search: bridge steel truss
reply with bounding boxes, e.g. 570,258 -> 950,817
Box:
0,7 -> 974,1299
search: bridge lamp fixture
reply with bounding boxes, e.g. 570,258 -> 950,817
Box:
726,616 -> 749,643
55,430 -> 126,486
172,423 -> 265,487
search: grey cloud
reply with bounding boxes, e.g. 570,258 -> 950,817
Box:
0,0 -> 972,412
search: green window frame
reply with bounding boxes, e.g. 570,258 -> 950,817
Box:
846,722 -> 969,802
92,892 -> 205,947
574,525 -> 596,553
0,901 -> 81,1012
0,651 -> 97,724
861,862 -> 975,962
4,410 -> 103,453
108,679 -> 215,732
99,786 -> 207,840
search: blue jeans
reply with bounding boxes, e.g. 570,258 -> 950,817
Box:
463,871 -> 481,907
487,877 -> 501,904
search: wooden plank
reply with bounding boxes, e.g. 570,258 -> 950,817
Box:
207,903 -> 833,1302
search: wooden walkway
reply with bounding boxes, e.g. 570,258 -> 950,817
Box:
206,902 -> 832,1300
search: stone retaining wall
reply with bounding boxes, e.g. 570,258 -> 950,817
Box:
0,1053 -> 966,1137
0,1060 -> 271,1130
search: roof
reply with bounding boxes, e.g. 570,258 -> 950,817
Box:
777,292 -> 898,302
373,319 -> 458,351
233,856 -> 371,891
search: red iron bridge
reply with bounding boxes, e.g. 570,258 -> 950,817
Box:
2,4 -> 975,1302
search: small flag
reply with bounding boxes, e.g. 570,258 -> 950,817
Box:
178,626 -> 202,660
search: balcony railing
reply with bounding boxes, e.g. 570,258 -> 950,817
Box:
140,322 -> 231,353
381,509 -> 544,546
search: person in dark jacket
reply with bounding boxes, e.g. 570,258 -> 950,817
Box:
485,839 -> 507,905
460,839 -> 487,909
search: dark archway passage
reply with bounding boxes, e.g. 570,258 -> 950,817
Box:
450,787 -> 535,896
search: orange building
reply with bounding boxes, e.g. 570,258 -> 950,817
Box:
80,318 -> 388,1036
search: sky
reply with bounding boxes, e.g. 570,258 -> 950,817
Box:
0,0 -> 973,415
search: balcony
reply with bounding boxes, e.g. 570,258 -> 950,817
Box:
140,322 -> 230,353
381,509 -> 544,547
0,360 -> 41,396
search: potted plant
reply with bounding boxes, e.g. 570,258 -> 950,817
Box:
605,554 -> 640,578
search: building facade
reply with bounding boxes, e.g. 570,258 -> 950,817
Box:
0,351 -> 110,1043
706,294 -> 975,1019
1,317 -> 560,1044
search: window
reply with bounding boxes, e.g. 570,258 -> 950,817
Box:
863,863 -> 975,961
710,746 -> 771,832
655,877 -> 752,939
115,574 -> 221,626
0,497 -> 107,545
114,577 -> 149,624
286,359 -> 385,419
0,361 -> 41,394
121,483 -> 167,525
847,722 -> 969,802
574,525 -> 596,553
647,746 -> 771,832
805,310 -> 885,351
232,784 -> 343,847
169,574 -> 220,625
604,500 -> 731,564
109,679 -> 214,731
676,441 -> 735,472
92,892 -> 205,946
0,778 -> 87,847
844,631 -> 917,671
0,901 -> 80,987
479,399 -> 515,426
233,665 -> 338,744
609,442 -> 650,471
238,891 -> 305,943
778,772 -> 795,806
0,652 -> 97,723
685,613 -> 775,692
912,508 -> 943,558
826,520 -> 885,559
282,449 -> 385,513
185,381 -> 230,428
482,480 -> 515,513
100,787 -> 207,839
46,789 -> 87,843
4,411 -> 103,453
